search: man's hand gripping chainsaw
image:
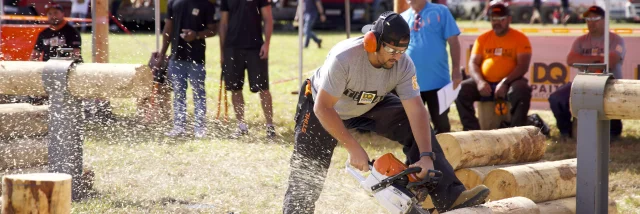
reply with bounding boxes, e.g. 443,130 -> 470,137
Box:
346,153 -> 443,214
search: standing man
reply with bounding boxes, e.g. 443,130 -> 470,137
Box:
69,0 -> 89,32
159,0 -> 217,138
297,0 -> 325,48
29,3 -> 82,105
219,0 -> 275,138
282,12 -> 490,214
455,4 -> 533,131
548,5 -> 625,141
401,0 -> 462,134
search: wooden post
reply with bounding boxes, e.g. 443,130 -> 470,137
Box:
394,0 -> 409,13
2,173 -> 72,214
92,0 -> 109,63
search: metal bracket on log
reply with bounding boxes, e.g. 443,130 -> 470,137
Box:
42,59 -> 85,201
570,72 -> 613,214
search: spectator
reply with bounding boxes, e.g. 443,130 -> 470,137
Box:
548,5 -> 625,141
70,0 -> 90,32
560,0 -> 570,25
401,0 -> 462,134
529,0 -> 545,25
219,0 -> 275,138
455,3 -> 533,131
28,3 -> 82,105
158,0 -> 217,138
296,0 -> 325,48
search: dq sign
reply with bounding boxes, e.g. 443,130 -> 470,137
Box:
530,62 -> 570,101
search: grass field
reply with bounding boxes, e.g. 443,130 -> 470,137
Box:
17,21 -> 640,213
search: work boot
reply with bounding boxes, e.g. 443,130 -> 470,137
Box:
446,185 -> 490,211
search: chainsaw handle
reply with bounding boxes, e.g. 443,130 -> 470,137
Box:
344,159 -> 373,183
406,169 -> 443,190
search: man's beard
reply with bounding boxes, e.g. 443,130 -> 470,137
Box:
50,18 -> 61,25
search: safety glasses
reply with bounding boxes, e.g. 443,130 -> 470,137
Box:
382,43 -> 406,55
585,16 -> 602,22
490,16 -> 508,22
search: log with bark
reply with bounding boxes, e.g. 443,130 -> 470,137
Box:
0,165 -> 94,196
0,61 -> 152,99
483,159 -> 577,202
2,173 -> 72,213
0,103 -> 48,138
436,126 -> 546,170
442,196 -> 539,214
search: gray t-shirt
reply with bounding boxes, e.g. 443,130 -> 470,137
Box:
570,32 -> 626,78
310,37 -> 421,120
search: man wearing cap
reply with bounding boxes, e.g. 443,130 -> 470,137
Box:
548,5 -> 625,141
30,3 -> 82,62
401,0 -> 462,135
455,3 -> 533,131
28,3 -> 82,105
282,11 -> 490,214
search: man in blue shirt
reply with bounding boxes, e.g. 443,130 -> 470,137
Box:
401,0 -> 462,134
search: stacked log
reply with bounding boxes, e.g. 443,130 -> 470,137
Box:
0,103 -> 48,138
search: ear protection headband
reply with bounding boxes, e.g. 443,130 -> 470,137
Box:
363,12 -> 397,53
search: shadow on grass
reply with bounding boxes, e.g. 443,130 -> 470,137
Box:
544,135 -> 640,174
77,190 -> 225,213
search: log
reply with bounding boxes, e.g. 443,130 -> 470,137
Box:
0,103 -> 48,138
442,196 -> 539,214
0,61 -> 152,98
536,197 -> 617,214
436,126 -> 546,170
0,166 -> 95,195
603,79 -> 640,120
456,164 -> 518,190
484,159 -> 577,202
0,137 -> 48,170
2,173 -> 72,213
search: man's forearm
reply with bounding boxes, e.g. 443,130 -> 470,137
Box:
160,32 -> 171,55
314,107 -> 360,150
263,19 -> 273,45
503,64 -> 528,84
407,108 -> 432,154
197,25 -> 217,39
449,37 -> 461,79
469,62 -> 486,84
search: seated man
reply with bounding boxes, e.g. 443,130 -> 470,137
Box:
548,5 -> 625,140
455,3 -> 533,131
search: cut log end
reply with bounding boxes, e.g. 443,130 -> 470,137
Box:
484,169 -> 518,201
443,196 -> 539,214
4,173 -> 72,182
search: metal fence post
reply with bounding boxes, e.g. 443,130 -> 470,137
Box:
42,57 -> 85,201
570,70 -> 612,214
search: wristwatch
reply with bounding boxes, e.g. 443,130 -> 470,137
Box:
420,152 -> 436,161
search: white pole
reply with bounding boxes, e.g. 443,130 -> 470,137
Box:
345,0 -> 350,38
91,0 -> 96,62
298,0 -> 304,88
604,0 -> 610,73
155,0 -> 160,52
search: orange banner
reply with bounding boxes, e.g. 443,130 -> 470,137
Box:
460,34 -> 640,110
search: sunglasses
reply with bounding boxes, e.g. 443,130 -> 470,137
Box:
382,43 -> 406,55
490,16 -> 508,22
585,16 -> 602,22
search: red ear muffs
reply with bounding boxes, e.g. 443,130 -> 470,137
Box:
363,31 -> 379,53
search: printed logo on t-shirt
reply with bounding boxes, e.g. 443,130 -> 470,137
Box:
192,8 -> 200,16
412,75 -> 419,90
43,36 -> 67,47
343,89 -> 384,105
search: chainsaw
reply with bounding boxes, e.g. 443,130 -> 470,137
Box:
346,153 -> 443,214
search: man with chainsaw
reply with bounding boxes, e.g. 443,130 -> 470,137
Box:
282,11 -> 490,214
455,3 -> 533,131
